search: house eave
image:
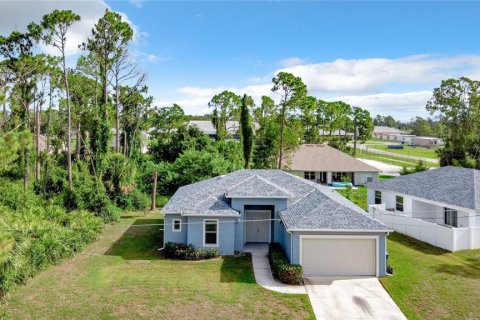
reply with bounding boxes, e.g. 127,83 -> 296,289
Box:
286,228 -> 393,233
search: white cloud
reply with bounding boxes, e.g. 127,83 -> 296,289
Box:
329,91 -> 433,119
279,57 -> 306,68
129,0 -> 144,8
278,54 -> 480,94
0,0 -> 142,56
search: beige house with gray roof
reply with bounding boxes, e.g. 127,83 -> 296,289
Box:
286,144 -> 380,185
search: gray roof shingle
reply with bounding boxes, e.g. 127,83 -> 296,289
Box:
367,166 -> 480,210
163,169 -> 389,231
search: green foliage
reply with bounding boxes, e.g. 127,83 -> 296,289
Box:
0,178 -> 103,296
163,242 -> 219,260
268,243 -> 303,285
427,77 -> 480,169
400,160 -> 430,175
239,94 -> 254,168
208,90 -> 241,140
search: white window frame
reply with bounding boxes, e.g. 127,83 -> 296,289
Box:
203,219 -> 219,247
172,219 -> 182,232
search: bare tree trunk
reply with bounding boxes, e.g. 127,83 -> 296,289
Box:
278,110 -> 285,169
76,122 -> 81,160
35,104 -> 41,180
61,51 -> 73,190
353,125 -> 358,156
151,171 -> 157,211
123,131 -> 127,157
115,80 -> 120,153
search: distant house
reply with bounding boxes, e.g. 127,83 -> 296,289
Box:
285,144 -> 380,185
188,120 -> 260,140
163,169 -> 391,276
412,136 -> 444,148
367,166 -> 480,251
373,126 -> 407,140
110,128 -> 150,154
318,129 -> 354,137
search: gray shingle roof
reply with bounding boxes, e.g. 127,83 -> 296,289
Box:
225,175 -> 293,198
367,166 -> 480,210
163,169 -> 389,231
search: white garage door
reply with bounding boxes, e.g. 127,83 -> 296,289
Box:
301,237 -> 377,276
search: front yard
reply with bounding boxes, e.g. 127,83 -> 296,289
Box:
382,233 -> 480,319
3,212 -> 313,319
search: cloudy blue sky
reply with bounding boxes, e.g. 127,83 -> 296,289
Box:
2,0 -> 480,120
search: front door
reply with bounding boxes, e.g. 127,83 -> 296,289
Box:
245,210 -> 270,243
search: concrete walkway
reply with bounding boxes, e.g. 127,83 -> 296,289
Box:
304,277 -> 406,320
244,244 -> 306,294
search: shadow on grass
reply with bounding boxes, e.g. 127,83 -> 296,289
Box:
435,263 -> 480,279
220,255 -> 256,284
104,218 -> 164,260
388,232 -> 448,256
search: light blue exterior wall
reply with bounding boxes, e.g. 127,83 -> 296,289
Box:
288,231 -> 388,276
187,216 -> 237,255
283,226 -> 292,263
163,214 -> 187,244
231,198 -> 288,252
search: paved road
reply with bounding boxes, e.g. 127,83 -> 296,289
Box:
357,159 -> 402,176
304,277 -> 407,320
356,144 -> 439,164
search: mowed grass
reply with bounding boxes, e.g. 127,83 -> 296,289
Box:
356,150 -> 440,168
382,233 -> 480,320
4,212 -> 313,320
364,143 -> 440,160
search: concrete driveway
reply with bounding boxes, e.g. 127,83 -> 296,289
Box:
304,277 -> 406,320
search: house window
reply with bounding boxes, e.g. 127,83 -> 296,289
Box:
396,196 -> 404,212
203,219 -> 218,246
444,208 -> 458,227
172,219 -> 181,232
304,171 -> 315,180
367,176 -> 373,183
375,191 -> 382,205
332,172 -> 347,182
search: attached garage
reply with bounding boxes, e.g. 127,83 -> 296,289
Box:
300,236 -> 378,277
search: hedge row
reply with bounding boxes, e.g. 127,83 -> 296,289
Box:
268,243 -> 303,285
163,242 -> 219,260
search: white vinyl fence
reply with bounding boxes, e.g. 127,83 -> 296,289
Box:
369,205 -> 480,251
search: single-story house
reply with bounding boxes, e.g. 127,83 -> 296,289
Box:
412,136 -> 444,148
188,120 -> 259,140
285,144 -> 380,185
373,126 -> 407,140
366,166 -> 480,251
318,129 -> 354,137
163,169 -> 391,277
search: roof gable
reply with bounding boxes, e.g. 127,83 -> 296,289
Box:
225,175 -> 293,198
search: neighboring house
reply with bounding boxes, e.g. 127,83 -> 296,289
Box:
373,126 -> 407,140
318,129 -> 354,137
286,144 -> 380,185
188,120 -> 259,140
110,128 -> 150,154
163,169 -> 391,277
366,166 -> 480,251
412,136 -> 444,148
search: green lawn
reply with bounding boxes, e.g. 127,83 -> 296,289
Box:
364,143 -> 440,160
356,149 -> 439,168
3,212 -> 314,319
382,233 -> 480,319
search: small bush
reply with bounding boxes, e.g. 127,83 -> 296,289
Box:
163,242 -> 219,260
268,243 -> 303,285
